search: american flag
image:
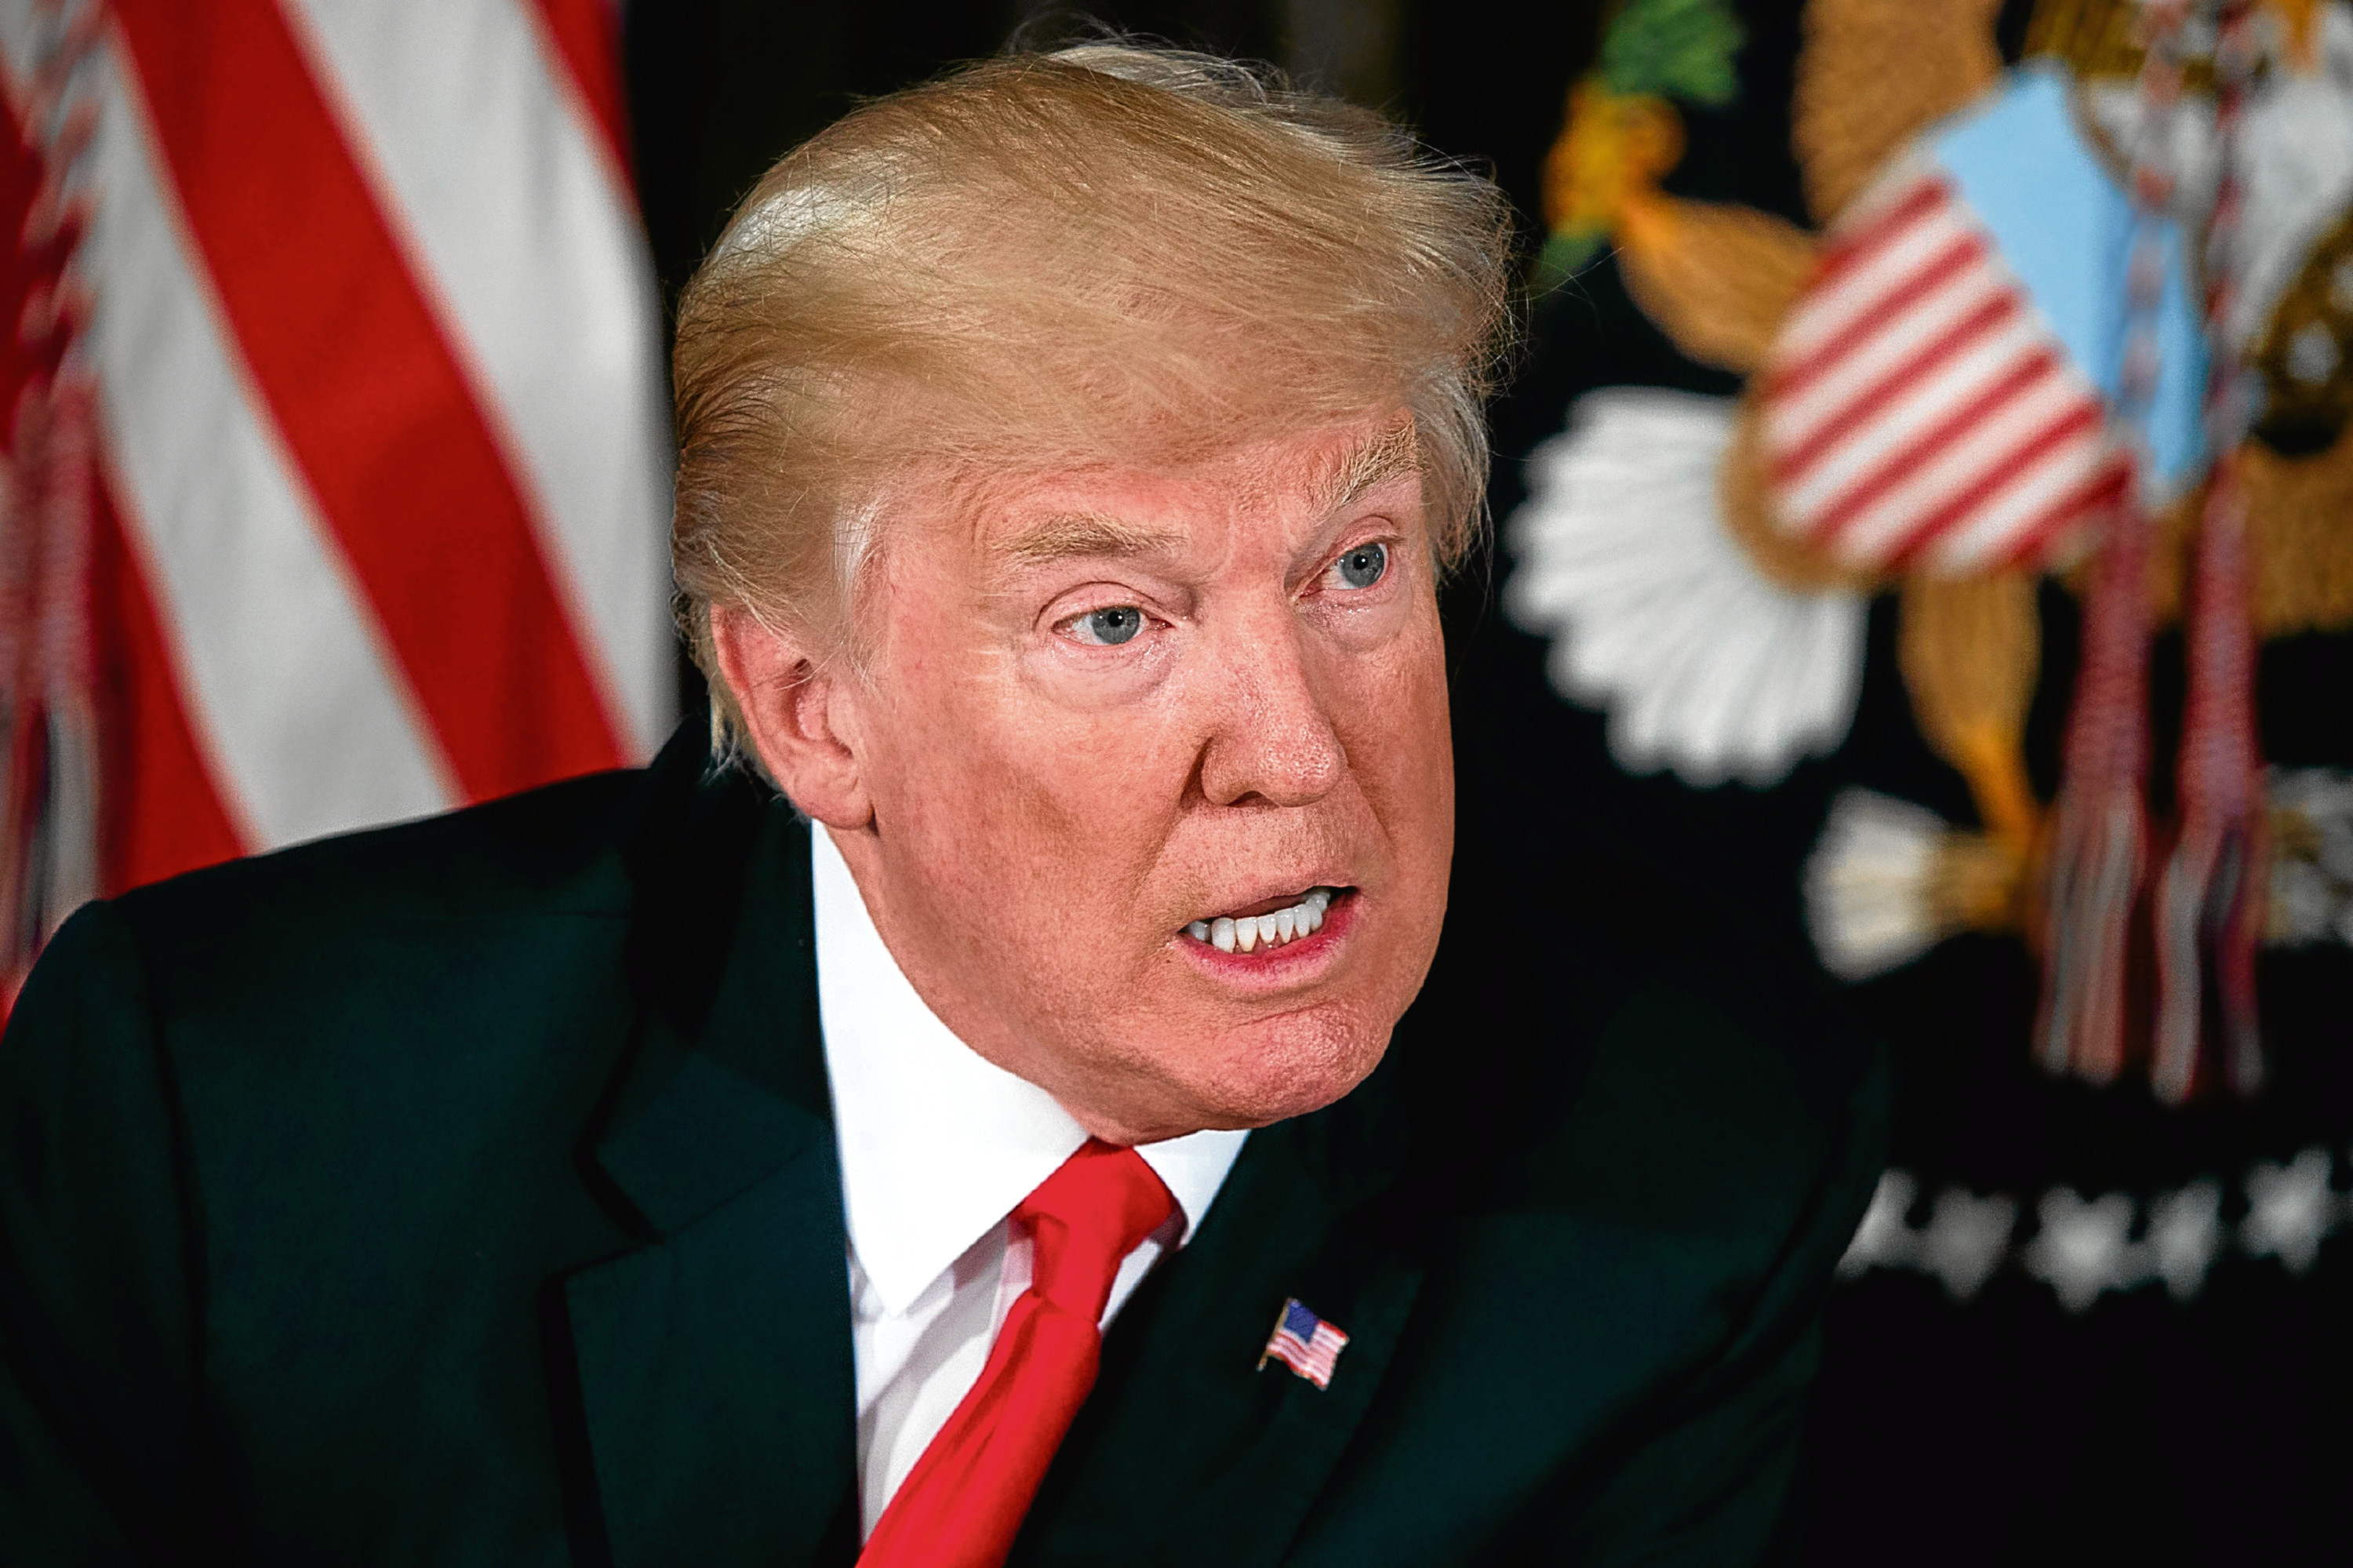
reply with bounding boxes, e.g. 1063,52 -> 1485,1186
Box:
0,0 -> 669,988
1259,1297 -> 1347,1390
1758,156 -> 2133,577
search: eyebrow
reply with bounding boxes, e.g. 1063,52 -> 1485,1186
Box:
998,511 -> 1187,568
1305,420 -> 1421,518
993,423 -> 1422,570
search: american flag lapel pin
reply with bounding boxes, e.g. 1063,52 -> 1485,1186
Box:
1258,1297 -> 1348,1389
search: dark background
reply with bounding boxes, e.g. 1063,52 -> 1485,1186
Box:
624,2 -> 1600,318
623,5 -> 2353,1561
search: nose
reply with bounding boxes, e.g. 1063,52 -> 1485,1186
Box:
1195,610 -> 1347,809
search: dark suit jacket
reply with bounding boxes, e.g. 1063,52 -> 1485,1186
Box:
0,724 -> 1886,1566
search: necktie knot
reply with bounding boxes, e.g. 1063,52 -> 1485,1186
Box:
1013,1139 -> 1176,1322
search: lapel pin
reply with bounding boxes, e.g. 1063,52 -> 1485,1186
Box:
1258,1297 -> 1348,1389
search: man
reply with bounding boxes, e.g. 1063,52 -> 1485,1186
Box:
0,45 -> 1884,1566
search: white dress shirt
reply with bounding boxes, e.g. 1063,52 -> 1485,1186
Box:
810,826 -> 1250,1537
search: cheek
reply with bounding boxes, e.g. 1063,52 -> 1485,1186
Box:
1334,616 -> 1453,839
884,679 -> 1187,865
864,659 -> 1191,979
872,584 -> 1180,802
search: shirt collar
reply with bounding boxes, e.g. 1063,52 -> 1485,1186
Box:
811,824 -> 1248,1317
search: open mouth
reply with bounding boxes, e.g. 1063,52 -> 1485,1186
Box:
1183,887 -> 1347,955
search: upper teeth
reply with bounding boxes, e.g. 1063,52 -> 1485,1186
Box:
1187,888 -> 1335,954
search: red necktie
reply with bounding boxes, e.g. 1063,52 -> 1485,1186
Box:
856,1138 -> 1175,1568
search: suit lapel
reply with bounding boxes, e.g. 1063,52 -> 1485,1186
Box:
1013,1055 -> 1426,1568
562,769 -> 858,1568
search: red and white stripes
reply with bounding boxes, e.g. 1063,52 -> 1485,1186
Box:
0,0 -> 670,899
1760,159 -> 2133,576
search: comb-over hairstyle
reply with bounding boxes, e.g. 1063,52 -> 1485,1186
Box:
671,42 -> 1517,733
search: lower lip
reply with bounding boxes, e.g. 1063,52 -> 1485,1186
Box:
1173,892 -> 1359,985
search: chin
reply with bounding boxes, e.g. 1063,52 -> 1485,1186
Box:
1182,1002 -> 1395,1130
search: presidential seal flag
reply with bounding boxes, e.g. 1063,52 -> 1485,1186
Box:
0,0 -> 671,995
1756,66 -> 2204,579
1759,160 -> 2133,576
1260,1297 -> 1348,1389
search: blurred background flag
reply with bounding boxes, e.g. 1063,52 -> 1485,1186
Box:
0,0 -> 672,992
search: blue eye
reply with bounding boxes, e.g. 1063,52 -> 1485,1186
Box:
1078,606 -> 1144,646
1334,542 -> 1387,590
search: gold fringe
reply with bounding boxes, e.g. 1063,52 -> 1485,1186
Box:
1616,195 -> 1818,376
1792,0 -> 2003,224
1898,573 -> 2045,852
2245,420 -> 2353,638
1716,390 -> 1882,591
2103,424 -> 2353,638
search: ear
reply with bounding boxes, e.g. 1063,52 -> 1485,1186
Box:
707,604 -> 873,830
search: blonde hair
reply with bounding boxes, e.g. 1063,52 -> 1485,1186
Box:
670,42 -> 1517,740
